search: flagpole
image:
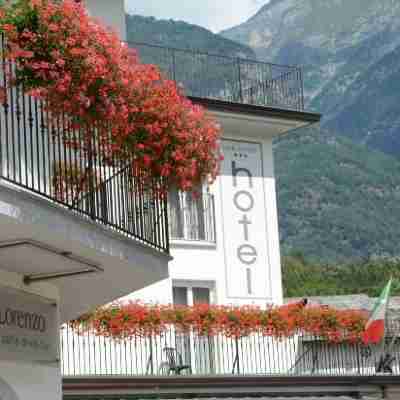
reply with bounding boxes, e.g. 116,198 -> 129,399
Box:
386,331 -> 397,354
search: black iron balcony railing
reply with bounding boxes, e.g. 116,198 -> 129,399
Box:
0,37 -> 169,253
61,321 -> 400,376
168,191 -> 216,243
129,41 -> 305,111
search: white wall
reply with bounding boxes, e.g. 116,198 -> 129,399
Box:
84,0 -> 127,41
168,135 -> 282,307
126,278 -> 173,305
0,360 -> 62,400
262,139 -> 283,304
0,270 -> 61,400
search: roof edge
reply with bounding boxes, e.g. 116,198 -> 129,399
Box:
189,97 -> 322,124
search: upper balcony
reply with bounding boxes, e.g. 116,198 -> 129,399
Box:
128,41 -> 305,112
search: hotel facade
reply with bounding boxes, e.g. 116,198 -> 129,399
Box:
61,0 -> 320,379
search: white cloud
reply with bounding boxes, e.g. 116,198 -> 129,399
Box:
125,0 -> 269,32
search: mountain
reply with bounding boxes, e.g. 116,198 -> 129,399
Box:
221,0 -> 400,156
126,14 -> 256,59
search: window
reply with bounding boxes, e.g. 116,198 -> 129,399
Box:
193,287 -> 210,305
172,283 -> 214,306
168,187 -> 216,243
173,286 -> 188,306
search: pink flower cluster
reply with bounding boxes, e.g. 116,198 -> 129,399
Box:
0,0 -> 222,192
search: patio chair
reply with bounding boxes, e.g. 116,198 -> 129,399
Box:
376,352 -> 395,374
158,347 -> 192,375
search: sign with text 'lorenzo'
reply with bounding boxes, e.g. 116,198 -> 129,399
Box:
0,286 -> 59,363
220,140 -> 270,299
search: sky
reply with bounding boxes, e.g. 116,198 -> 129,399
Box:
125,0 -> 269,33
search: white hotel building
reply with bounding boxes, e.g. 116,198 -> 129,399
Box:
60,0 -> 320,378
0,1 -> 319,399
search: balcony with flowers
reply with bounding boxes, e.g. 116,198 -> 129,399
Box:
61,300 -> 385,378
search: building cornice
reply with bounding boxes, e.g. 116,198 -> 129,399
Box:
189,96 -> 322,124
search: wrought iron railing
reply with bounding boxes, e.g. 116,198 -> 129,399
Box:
129,41 -> 305,111
60,322 -> 400,376
168,191 -> 216,243
0,37 -> 169,253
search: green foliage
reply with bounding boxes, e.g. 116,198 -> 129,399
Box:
275,127 -> 400,262
282,253 -> 400,297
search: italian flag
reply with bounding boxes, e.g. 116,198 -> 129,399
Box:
362,279 -> 392,345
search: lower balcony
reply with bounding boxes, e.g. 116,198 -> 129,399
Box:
0,65 -> 170,323
60,322 -> 400,377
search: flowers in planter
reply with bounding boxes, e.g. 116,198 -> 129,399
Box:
71,302 -> 368,344
79,302 -> 168,339
0,0 -> 222,192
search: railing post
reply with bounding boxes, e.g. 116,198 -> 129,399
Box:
0,35 -> 3,180
311,342 -> 318,374
299,67 -> 304,111
197,193 -> 206,241
237,58 -> 243,103
146,335 -> 154,375
0,103 -> 2,179
87,139 -> 96,220
232,337 -> 240,374
210,194 -> 216,243
356,343 -> 361,375
172,50 -> 177,82
163,182 -> 170,253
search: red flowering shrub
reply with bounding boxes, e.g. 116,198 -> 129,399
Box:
162,304 -> 194,334
0,0 -> 222,192
71,302 -> 368,344
215,305 -> 261,338
75,302 -> 168,339
189,303 -> 219,336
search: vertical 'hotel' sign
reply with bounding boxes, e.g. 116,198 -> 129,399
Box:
220,139 -> 270,299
